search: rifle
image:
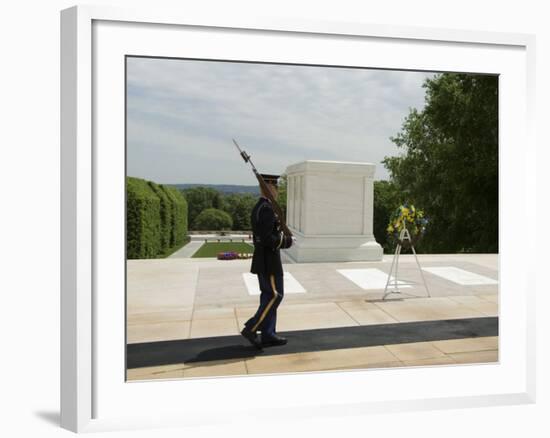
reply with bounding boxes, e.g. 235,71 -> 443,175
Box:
232,139 -> 293,238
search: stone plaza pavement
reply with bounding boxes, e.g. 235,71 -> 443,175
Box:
126,253 -> 498,381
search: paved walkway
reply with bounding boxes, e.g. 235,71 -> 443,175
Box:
127,335 -> 499,380
126,253 -> 499,380
168,241 -> 203,258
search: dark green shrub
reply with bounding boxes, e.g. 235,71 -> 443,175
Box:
221,193 -> 256,230
148,181 -> 172,252
373,180 -> 403,254
126,177 -> 161,259
183,187 -> 225,230
194,208 -> 233,231
163,185 -> 188,247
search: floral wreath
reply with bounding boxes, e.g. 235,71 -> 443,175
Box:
217,251 -> 253,260
386,202 -> 429,248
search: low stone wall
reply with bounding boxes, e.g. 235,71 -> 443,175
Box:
190,233 -> 252,243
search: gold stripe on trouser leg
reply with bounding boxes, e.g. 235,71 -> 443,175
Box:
251,274 -> 278,332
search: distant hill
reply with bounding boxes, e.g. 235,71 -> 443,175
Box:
168,183 -> 260,195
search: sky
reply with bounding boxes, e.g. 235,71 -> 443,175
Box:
126,57 -> 436,185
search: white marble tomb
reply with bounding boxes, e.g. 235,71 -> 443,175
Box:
283,160 -> 383,262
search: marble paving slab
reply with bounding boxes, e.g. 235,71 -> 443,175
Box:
421,266 -> 498,285
337,268 -> 413,290
242,272 -> 307,295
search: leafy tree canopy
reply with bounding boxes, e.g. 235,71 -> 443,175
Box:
277,174 -> 288,220
193,208 -> 233,231
222,193 -> 257,231
382,73 -> 498,253
373,180 -> 402,253
182,187 -> 225,229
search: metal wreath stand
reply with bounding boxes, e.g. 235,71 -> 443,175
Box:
382,222 -> 431,300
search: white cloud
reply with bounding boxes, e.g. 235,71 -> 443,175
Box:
126,57 -> 436,184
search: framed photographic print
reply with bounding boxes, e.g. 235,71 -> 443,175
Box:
61,4 -> 536,433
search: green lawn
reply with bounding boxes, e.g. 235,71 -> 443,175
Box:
192,241 -> 254,258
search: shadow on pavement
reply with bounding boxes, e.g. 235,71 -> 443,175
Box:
185,344 -> 262,363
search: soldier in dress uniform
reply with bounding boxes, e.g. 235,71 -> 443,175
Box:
241,173 -> 293,349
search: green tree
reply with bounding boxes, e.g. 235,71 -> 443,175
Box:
222,193 -> 257,230
373,180 -> 402,253
277,173 -> 288,220
182,187 -> 225,230
194,208 -> 233,231
382,73 -> 498,253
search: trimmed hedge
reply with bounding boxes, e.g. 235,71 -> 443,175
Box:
126,177 -> 162,258
148,181 -> 173,251
163,185 -> 188,248
126,177 -> 188,259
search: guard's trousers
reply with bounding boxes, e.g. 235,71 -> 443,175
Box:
244,273 -> 284,337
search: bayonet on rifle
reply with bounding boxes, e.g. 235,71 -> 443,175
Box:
232,139 -> 293,238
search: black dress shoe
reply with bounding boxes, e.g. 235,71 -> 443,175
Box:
241,327 -> 263,349
261,335 -> 287,347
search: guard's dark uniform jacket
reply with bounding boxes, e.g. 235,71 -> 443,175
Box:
250,196 -> 292,276
244,196 -> 293,337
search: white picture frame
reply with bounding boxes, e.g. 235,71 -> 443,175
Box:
60,4 -> 537,433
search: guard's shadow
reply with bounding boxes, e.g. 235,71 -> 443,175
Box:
185,344 -> 263,364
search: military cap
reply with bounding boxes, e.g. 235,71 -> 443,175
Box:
259,173 -> 280,186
